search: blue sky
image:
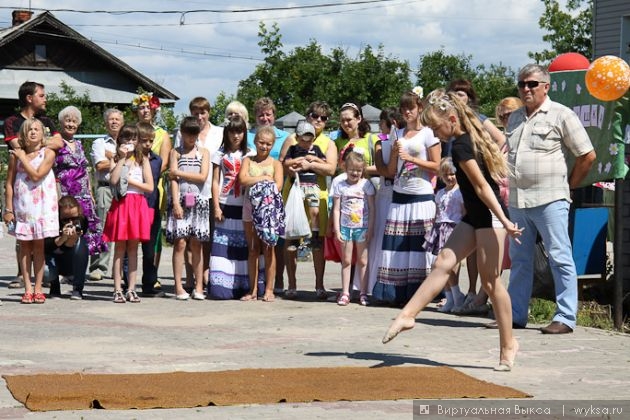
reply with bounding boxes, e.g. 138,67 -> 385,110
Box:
4,0 -> 551,114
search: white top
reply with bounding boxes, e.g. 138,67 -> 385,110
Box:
393,127 -> 439,195
434,186 -> 465,224
212,148 -> 246,206
127,163 -> 144,195
331,174 -> 376,229
91,135 -> 117,182
175,124 -> 223,197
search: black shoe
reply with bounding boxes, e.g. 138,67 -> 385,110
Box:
142,289 -> 166,298
70,290 -> 83,300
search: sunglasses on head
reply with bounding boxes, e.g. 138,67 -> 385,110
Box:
517,80 -> 546,89
308,112 -> 328,122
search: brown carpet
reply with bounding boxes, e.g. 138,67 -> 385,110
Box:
4,366 -> 530,411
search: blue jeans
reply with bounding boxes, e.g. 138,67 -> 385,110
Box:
508,200 -> 578,329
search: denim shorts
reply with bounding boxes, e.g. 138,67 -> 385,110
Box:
340,226 -> 367,242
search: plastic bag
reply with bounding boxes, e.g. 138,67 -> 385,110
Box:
284,174 -> 312,239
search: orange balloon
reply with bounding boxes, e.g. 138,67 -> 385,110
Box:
585,56 -> 630,101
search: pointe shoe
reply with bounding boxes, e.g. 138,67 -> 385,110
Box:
494,360 -> 513,372
494,339 -> 519,372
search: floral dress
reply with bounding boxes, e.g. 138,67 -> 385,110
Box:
54,140 -> 107,255
13,148 -> 59,240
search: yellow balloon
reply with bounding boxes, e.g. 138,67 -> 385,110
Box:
585,56 -> 630,101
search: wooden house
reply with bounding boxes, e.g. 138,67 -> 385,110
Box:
0,10 -> 178,122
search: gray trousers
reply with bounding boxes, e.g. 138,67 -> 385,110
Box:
89,185 -> 113,274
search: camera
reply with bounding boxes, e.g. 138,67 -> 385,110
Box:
61,221 -> 82,235
73,222 -> 83,235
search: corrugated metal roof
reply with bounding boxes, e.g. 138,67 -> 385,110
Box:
0,11 -> 178,101
0,69 -> 174,104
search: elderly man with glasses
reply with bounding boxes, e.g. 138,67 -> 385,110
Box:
503,63 -> 596,334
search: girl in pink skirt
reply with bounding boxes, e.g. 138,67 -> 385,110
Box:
102,124 -> 154,303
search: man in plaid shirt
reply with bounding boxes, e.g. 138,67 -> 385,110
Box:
505,64 -> 596,335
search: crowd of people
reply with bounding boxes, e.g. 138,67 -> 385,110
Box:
2,63 -> 596,370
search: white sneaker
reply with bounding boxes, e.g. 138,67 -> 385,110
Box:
175,292 -> 190,301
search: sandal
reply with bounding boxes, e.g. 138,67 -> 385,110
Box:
316,288 -> 328,300
33,292 -> 46,304
126,290 -> 141,303
359,294 -> 369,306
21,292 -> 34,304
113,290 -> 126,303
337,293 -> 350,306
284,289 -> 298,300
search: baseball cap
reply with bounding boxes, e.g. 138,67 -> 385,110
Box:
295,120 -> 316,137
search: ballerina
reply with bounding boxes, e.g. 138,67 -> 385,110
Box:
382,91 -> 522,372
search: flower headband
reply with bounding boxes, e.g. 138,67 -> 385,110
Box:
412,86 -> 424,98
426,90 -> 454,112
131,90 -> 160,112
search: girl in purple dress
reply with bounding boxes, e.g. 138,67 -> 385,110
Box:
55,106 -> 107,256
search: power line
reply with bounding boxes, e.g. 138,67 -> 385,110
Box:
68,1 -> 414,27
27,30 -> 264,62
0,0 -> 401,15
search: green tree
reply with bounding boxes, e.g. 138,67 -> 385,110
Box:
415,49 -> 475,93
473,64 -> 519,116
529,0 -> 593,63
46,81 -> 105,134
333,44 -> 412,111
236,22 -> 412,121
238,22 -> 285,113
415,50 -> 517,116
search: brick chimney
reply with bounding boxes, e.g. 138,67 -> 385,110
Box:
12,10 -> 33,26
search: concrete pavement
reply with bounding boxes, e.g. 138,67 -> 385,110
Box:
0,233 -> 628,419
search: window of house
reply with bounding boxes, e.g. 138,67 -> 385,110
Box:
35,44 -> 46,62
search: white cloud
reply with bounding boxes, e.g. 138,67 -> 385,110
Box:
14,0 -> 551,114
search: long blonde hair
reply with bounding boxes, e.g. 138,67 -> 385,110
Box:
422,91 -> 508,182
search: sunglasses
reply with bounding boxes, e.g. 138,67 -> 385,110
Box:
499,111 -> 512,120
517,80 -> 546,89
308,112 -> 329,122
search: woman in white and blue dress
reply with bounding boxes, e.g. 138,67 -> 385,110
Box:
372,90 -> 441,306
208,116 -> 251,299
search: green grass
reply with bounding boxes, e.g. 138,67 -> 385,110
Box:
528,298 -> 616,330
